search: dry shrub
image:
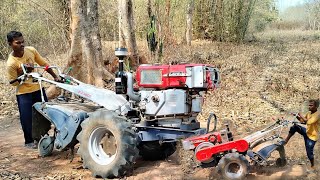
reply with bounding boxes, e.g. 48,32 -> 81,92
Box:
270,21 -> 306,30
255,29 -> 320,42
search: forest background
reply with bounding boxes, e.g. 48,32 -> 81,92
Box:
0,0 -> 319,62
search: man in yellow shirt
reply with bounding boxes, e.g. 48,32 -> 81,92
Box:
284,99 -> 319,170
6,31 -> 59,149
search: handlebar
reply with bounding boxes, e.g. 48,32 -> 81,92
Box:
261,117 -> 300,132
33,65 -> 62,74
9,64 -> 65,84
272,112 -> 301,125
277,118 -> 300,126
9,78 -> 21,84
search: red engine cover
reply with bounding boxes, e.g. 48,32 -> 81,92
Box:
135,63 -> 219,89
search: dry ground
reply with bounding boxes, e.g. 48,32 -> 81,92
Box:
1,30 -> 320,179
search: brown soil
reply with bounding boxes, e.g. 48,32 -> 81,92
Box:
0,116 -> 318,180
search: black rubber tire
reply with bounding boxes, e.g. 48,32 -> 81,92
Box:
77,110 -> 138,178
38,135 -> 54,157
217,152 -> 249,180
276,157 -> 287,167
138,141 -> 176,160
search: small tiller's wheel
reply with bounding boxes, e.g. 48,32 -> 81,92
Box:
276,158 -> 287,167
38,134 -> 54,157
217,152 -> 249,180
195,142 -> 215,164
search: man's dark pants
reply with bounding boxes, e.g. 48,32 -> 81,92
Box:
16,89 -> 47,144
289,124 -> 316,161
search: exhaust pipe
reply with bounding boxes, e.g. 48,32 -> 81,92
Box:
126,72 -> 140,101
114,48 -> 140,101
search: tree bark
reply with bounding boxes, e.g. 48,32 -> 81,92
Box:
66,0 -> 112,85
163,0 -> 171,44
67,0 -> 84,82
118,0 -> 139,69
47,0 -> 83,99
214,0 -> 224,42
147,0 -> 152,18
118,0 -> 126,48
185,0 -> 194,46
155,0 -> 163,62
82,0 -> 105,87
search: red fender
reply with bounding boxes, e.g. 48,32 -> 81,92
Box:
196,139 -> 249,162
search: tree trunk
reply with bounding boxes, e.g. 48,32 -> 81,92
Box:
126,0 -> 139,67
118,0 -> 126,48
163,0 -> 171,44
67,0 -> 84,82
214,0 -> 224,42
155,0 -> 163,62
47,0 -> 83,99
185,0 -> 194,46
66,0 -> 112,85
147,0 -> 152,18
146,0 -> 159,62
82,0 -> 105,87
118,0 -> 139,69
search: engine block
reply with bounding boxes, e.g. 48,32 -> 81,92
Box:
139,89 -> 187,116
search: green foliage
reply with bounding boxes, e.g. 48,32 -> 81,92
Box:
147,15 -> 158,53
98,0 -> 118,40
193,0 -> 266,42
0,0 -> 69,59
0,0 -> 18,59
0,0 -> 284,60
223,0 -> 257,42
193,0 -> 215,39
133,0 -> 149,39
249,0 -> 278,32
303,0 -> 320,30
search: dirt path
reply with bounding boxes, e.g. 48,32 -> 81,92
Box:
0,115 -> 318,180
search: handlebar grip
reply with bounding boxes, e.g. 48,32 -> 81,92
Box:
65,67 -> 72,74
44,65 -> 49,71
9,78 -> 19,84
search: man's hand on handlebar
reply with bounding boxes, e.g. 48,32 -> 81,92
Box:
9,74 -> 25,84
17,67 -> 23,76
24,63 -> 34,73
54,76 -> 63,83
290,112 -> 306,124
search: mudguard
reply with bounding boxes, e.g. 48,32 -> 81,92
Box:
32,102 -> 98,150
248,139 -> 286,166
253,140 -> 285,160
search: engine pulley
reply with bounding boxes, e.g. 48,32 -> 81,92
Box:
195,142 -> 215,164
